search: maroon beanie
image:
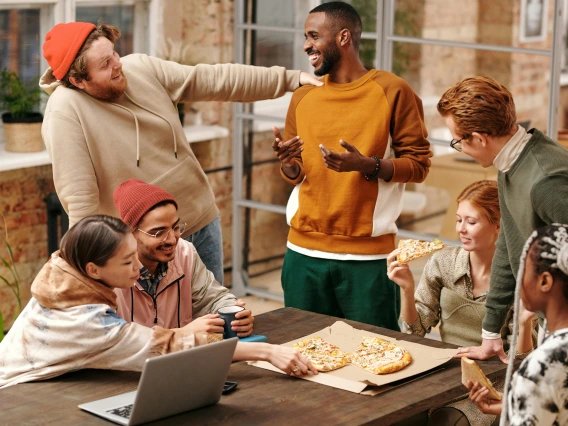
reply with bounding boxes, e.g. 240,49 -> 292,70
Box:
113,179 -> 178,228
43,22 -> 96,81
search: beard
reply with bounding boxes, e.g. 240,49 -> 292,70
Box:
136,236 -> 178,267
86,71 -> 128,102
314,43 -> 341,77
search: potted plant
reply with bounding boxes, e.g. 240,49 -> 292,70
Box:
0,214 -> 22,342
0,69 -> 44,152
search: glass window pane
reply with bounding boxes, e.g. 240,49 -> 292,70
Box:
245,30 -> 308,71
394,0 -> 553,50
76,6 -> 134,55
248,0 -> 312,28
0,9 -> 41,84
252,30 -> 295,69
238,118 -> 293,206
321,0 -> 377,33
238,207 -> 288,288
359,38 -> 376,69
391,42 -> 550,150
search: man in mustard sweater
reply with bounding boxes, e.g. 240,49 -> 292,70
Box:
272,2 -> 432,329
40,22 -> 321,286
438,76 -> 568,363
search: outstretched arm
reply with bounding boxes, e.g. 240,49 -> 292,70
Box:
233,342 -> 318,376
141,55 -> 321,104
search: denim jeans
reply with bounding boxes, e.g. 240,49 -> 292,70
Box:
184,216 -> 224,285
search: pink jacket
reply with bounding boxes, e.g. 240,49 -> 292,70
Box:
115,239 -> 237,329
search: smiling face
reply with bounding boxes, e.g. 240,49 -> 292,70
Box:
134,203 -> 180,269
304,12 -> 341,77
75,36 -> 127,101
455,200 -> 499,253
87,232 -> 141,289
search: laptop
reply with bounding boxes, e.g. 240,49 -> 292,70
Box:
79,337 -> 238,425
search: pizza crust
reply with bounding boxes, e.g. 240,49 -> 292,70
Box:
461,357 -> 502,400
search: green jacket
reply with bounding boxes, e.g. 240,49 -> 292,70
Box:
484,129 -> 568,333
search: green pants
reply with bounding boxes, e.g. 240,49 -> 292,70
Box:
281,249 -> 401,331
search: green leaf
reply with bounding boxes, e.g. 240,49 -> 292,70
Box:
0,69 -> 42,119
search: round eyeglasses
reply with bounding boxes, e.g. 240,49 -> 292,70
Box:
449,131 -> 487,152
137,222 -> 186,242
449,137 -> 465,152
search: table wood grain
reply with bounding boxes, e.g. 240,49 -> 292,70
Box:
0,308 -> 509,425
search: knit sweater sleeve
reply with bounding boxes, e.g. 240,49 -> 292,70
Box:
401,253 -> 444,337
484,225 -> 515,333
83,313 -> 201,371
531,174 -> 568,223
41,108 -> 100,227
136,54 -> 300,104
381,75 -> 432,183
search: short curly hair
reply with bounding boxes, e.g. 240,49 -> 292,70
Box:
60,23 -> 121,89
437,76 -> 517,138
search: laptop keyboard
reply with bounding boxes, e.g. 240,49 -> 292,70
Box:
107,404 -> 133,419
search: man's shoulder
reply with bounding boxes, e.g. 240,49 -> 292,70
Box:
172,239 -> 196,263
290,84 -> 319,104
120,53 -> 148,67
369,70 -> 412,92
45,84 -> 86,110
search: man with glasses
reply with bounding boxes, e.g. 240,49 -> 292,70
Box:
437,76 -> 568,362
112,179 -> 253,336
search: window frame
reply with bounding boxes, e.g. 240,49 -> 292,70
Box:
0,0 -> 158,141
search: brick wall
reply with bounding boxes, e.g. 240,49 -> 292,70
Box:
1,0 -> 558,323
0,165 -> 54,329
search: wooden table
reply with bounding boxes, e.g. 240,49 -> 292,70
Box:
0,308 -> 508,425
425,153 -> 498,240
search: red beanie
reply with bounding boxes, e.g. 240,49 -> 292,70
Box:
43,22 -> 96,81
113,179 -> 178,228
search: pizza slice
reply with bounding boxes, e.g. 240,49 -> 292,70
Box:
292,336 -> 348,372
461,357 -> 502,400
397,238 -> 445,264
350,336 -> 412,375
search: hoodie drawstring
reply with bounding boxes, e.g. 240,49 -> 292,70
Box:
130,287 -> 134,323
177,281 -> 181,329
123,93 -> 179,165
110,101 -> 141,166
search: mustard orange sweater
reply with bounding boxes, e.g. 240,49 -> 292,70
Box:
282,70 -> 431,255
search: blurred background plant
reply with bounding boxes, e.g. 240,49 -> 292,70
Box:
0,68 -> 42,119
0,213 -> 22,342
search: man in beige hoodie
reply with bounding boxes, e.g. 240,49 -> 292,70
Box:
40,22 -> 321,285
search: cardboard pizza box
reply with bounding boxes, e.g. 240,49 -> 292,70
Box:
249,321 -> 458,395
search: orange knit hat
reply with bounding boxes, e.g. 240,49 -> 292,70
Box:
113,179 -> 178,229
43,22 -> 96,80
